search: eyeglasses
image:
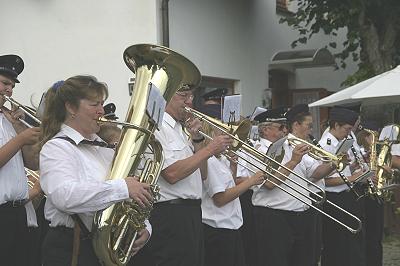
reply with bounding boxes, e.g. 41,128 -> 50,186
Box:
176,92 -> 194,100
0,80 -> 15,89
267,124 -> 286,131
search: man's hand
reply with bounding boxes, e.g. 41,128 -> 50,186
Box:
205,135 -> 233,156
16,127 -> 41,146
185,117 -> 202,140
125,177 -> 153,208
131,228 -> 150,256
290,143 -> 308,165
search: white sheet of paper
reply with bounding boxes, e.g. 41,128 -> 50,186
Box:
249,125 -> 259,141
250,106 -> 267,121
267,136 -> 287,159
146,83 -> 166,128
336,138 -> 354,155
222,94 -> 241,123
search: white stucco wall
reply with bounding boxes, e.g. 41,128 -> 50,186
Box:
1,0 -> 158,117
168,0 -> 357,115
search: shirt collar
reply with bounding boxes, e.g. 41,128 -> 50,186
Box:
55,124 -> 100,145
164,112 -> 179,129
326,131 -> 340,146
260,137 -> 272,147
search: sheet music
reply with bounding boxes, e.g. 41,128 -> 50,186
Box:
222,94 -> 241,123
249,125 -> 259,141
146,83 -> 166,128
250,106 -> 267,121
267,136 -> 287,159
336,138 -> 354,155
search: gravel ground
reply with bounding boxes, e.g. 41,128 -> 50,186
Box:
383,234 -> 400,266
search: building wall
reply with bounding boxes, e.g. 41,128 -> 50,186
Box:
168,0 -> 357,115
1,0 -> 358,117
0,0 -> 158,116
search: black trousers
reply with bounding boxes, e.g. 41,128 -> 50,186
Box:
42,227 -> 100,266
28,199 -> 50,266
254,206 -> 315,266
364,196 -> 383,266
239,190 -> 257,266
0,203 -> 30,266
203,223 -> 245,266
132,201 -> 204,266
321,191 -> 366,266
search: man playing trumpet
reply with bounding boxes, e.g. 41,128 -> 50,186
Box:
0,54 -> 42,266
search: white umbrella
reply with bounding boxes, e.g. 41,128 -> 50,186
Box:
309,65 -> 400,107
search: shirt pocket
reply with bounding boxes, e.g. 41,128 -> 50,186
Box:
167,138 -> 190,159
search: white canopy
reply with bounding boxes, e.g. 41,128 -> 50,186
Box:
309,65 -> 400,107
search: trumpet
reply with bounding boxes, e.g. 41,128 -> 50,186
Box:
1,95 -> 41,128
185,107 -> 362,234
291,135 -> 363,198
287,136 -> 347,172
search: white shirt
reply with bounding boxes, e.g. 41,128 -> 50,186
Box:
201,156 -> 243,229
252,133 -> 318,211
154,113 -> 202,201
391,144 -> 400,156
40,124 -> 129,230
319,131 -> 352,193
0,113 -> 29,204
0,113 -> 38,227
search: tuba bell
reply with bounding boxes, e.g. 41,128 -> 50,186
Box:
91,44 -> 201,266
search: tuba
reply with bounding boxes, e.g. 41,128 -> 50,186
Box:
91,44 -> 201,266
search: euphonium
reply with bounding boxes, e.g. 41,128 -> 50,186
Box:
92,44 -> 201,266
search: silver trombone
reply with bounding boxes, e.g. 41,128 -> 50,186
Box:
2,95 -> 41,128
185,106 -> 362,234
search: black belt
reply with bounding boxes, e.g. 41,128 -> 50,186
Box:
255,206 -> 310,216
155,198 -> 201,207
0,199 -> 27,208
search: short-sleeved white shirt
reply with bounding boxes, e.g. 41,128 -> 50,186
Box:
201,156 -> 243,229
154,113 -> 202,201
252,133 -> 318,211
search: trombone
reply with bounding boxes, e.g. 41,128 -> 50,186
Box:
185,107 -> 362,234
2,95 -> 41,128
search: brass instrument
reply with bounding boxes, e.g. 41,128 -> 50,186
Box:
91,44 -> 201,266
2,95 -> 41,128
185,107 -> 362,234
357,128 -> 381,201
304,134 -> 363,198
287,136 -> 347,172
374,124 -> 400,201
25,168 -> 46,209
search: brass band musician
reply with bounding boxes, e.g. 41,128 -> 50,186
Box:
319,107 -> 366,266
0,54 -> 42,266
39,76 -> 152,266
252,104 -> 335,266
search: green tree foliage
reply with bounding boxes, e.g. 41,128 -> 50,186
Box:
280,0 -> 400,85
